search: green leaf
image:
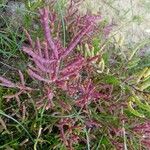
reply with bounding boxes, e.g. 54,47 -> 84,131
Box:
128,101 -> 145,118
92,38 -> 101,54
103,75 -> 120,86
127,58 -> 140,69
139,78 -> 150,91
102,52 -> 110,65
131,96 -> 150,112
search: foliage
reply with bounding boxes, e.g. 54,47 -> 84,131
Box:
0,0 -> 150,150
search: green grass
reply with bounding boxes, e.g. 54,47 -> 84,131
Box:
0,27 -> 25,58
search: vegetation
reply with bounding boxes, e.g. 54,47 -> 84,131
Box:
0,0 -> 150,149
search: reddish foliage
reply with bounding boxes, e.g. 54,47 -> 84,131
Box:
133,121 -> 150,149
57,118 -> 82,150
0,3 -> 113,149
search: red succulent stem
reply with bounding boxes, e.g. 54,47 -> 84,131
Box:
61,24 -> 92,58
39,8 -> 59,59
